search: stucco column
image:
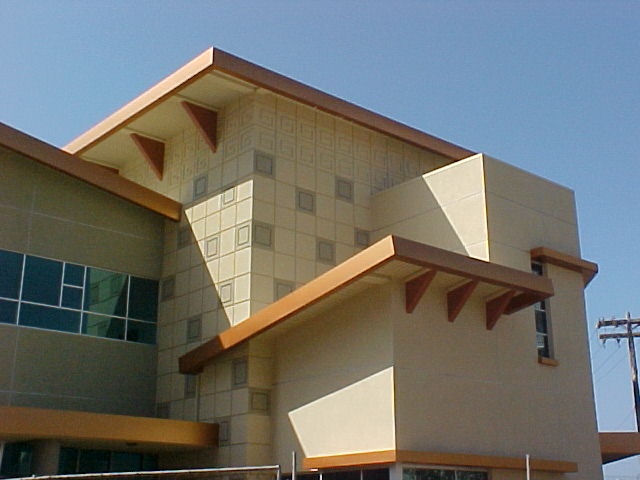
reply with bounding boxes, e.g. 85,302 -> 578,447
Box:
31,440 -> 61,475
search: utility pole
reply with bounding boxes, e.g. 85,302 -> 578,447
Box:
597,312 -> 640,432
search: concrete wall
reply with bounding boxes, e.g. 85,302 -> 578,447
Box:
0,148 -> 162,417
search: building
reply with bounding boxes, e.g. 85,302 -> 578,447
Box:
0,47 -> 626,479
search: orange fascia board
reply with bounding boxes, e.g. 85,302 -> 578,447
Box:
303,449 -> 577,473
64,48 -> 474,161
600,432 -> 640,464
530,247 -> 598,286
0,122 -> 181,221
0,406 -> 217,448
180,235 -> 553,373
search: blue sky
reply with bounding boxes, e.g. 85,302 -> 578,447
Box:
1,1 -> 639,476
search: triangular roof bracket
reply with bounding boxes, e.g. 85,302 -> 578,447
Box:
130,133 -> 165,180
447,280 -> 478,322
405,270 -> 437,313
485,289 -> 517,330
181,101 -> 218,153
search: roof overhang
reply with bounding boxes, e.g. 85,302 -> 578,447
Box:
180,235 -> 554,374
0,122 -> 181,221
531,246 -> 598,286
0,406 -> 217,452
600,432 -> 640,464
64,48 -> 475,168
302,449 -> 577,473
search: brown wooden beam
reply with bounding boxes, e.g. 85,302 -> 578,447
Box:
505,292 -> 542,315
486,290 -> 516,330
405,270 -> 437,313
182,101 -> 218,153
130,133 -> 165,180
447,280 -> 478,322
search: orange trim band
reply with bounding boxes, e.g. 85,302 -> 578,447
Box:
0,406 -> 217,449
0,122 -> 181,221
530,247 -> 598,286
302,449 -> 577,473
600,432 -> 640,464
180,235 -> 553,373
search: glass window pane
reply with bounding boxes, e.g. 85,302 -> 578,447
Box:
84,268 -> 127,317
364,469 -> 389,480
78,450 -> 110,473
126,320 -> 156,344
110,452 -> 141,472
128,277 -> 159,322
457,473 -> 488,480
535,310 -> 548,334
22,256 -> 62,306
20,303 -> 80,333
0,299 -> 18,324
58,448 -> 79,474
0,442 -> 33,477
0,250 -> 23,299
62,286 -> 83,309
82,314 -> 125,340
64,263 -> 85,286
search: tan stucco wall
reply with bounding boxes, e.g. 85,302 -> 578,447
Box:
0,147 -> 162,417
272,285 -> 396,468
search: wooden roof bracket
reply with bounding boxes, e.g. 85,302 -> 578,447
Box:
447,280 -> 479,322
405,270 -> 437,313
130,133 -> 165,180
485,289 -> 517,330
181,101 -> 218,153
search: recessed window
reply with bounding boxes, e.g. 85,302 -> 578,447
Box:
275,280 -> 295,300
532,262 -> 553,359
219,282 -> 233,304
206,236 -> 219,258
336,177 -> 354,202
355,229 -> 370,247
186,316 -> 202,343
177,226 -> 191,249
0,250 -> 23,299
254,151 -> 275,176
297,189 -> 315,213
250,389 -> 270,413
317,240 -> 335,264
233,357 -> 248,386
184,374 -> 198,398
193,175 -> 208,200
237,224 -> 251,247
161,276 -> 175,301
253,222 -> 273,248
217,418 -> 230,445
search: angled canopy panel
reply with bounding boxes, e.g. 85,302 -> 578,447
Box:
447,280 -> 478,322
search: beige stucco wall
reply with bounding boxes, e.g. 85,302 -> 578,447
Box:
271,285 -> 396,468
0,148 -> 162,417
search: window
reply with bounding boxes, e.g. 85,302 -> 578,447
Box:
58,447 -> 157,474
0,442 -> 33,477
0,248 -> 158,345
532,262 -> 552,359
403,468 -> 487,480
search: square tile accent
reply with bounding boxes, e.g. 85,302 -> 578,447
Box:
223,187 -> 235,205
178,226 -> 191,249
274,280 -> 295,300
317,239 -> 336,264
237,224 -> 251,247
161,276 -> 175,301
336,177 -> 354,202
206,236 -> 219,258
355,229 -> 370,247
219,282 -> 233,304
184,374 -> 198,398
156,402 -> 170,419
250,389 -> 270,414
253,222 -> 273,248
186,315 -> 202,343
296,189 -> 315,213
232,357 -> 248,387
193,175 -> 208,200
254,151 -> 275,176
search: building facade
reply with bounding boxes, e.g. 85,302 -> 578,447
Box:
0,48 -> 607,479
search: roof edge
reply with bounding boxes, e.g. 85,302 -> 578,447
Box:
64,47 -> 474,160
0,122 -> 182,221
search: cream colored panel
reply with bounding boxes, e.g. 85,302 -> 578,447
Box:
288,367 -> 396,457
